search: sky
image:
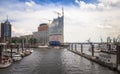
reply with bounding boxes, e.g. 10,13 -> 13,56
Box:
0,0 -> 120,42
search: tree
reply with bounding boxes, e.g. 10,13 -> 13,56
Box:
33,38 -> 37,45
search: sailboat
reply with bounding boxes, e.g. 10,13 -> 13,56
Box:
0,43 -> 12,68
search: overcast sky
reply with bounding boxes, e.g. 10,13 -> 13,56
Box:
0,0 -> 120,42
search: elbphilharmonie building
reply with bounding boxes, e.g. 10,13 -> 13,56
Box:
49,11 -> 64,44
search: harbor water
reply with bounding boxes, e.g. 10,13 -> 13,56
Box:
0,48 -> 119,74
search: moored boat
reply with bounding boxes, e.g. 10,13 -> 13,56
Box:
24,49 -> 33,56
0,56 -> 12,68
12,53 -> 22,61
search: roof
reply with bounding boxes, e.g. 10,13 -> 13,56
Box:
4,19 -> 10,24
39,23 -> 48,26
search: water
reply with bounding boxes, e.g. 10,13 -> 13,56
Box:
0,48 -> 119,74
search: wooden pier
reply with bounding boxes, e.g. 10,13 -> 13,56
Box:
67,43 -> 120,72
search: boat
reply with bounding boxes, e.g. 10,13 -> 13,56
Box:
3,49 -> 22,61
38,45 -> 48,48
0,43 -> 12,68
24,49 -> 33,56
12,53 -> 22,61
30,49 -> 33,53
19,51 -> 25,57
0,56 -> 12,68
88,45 -> 101,53
18,48 -> 33,57
49,41 -> 61,46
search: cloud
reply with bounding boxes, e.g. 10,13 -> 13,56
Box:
75,0 -> 120,10
97,24 -> 112,29
25,0 -> 36,7
99,0 -> 120,7
75,0 -> 97,10
12,26 -> 31,36
0,0 -> 120,42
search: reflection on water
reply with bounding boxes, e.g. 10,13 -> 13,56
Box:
0,48 -> 119,74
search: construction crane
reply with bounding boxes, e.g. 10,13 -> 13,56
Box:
54,11 -> 61,17
54,7 -> 64,17
42,18 -> 52,24
86,38 -> 91,43
100,36 -> 103,43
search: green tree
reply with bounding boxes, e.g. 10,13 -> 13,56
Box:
28,38 -> 37,45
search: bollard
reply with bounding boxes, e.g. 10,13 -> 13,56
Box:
75,44 -> 77,51
69,44 -> 71,50
70,44 -> 71,50
70,44 -> 72,50
71,44 -> 73,50
91,44 -> 94,57
116,45 -> 120,70
68,44 -> 70,50
81,44 -> 83,54
69,44 -> 70,50
69,43 -> 71,50
108,44 -> 111,51
72,44 -> 73,50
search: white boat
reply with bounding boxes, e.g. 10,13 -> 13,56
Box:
38,45 -> 48,48
19,52 -> 25,57
12,53 -> 22,61
3,51 -> 22,61
89,47 -> 101,53
0,43 -> 12,68
24,49 -> 31,56
98,52 -> 116,67
0,57 -> 12,68
30,49 -> 33,53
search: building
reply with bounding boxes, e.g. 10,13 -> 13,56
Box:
38,23 -> 48,31
0,19 -> 11,43
32,8 -> 64,46
33,23 -> 49,45
0,23 -> 1,39
49,8 -> 64,45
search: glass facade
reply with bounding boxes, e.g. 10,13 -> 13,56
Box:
4,24 -> 11,37
0,24 -> 1,37
49,16 -> 64,43
0,19 -> 11,42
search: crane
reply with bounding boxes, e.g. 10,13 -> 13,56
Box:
86,38 -> 91,43
54,7 -> 64,17
100,36 -> 103,43
42,18 -> 52,24
54,11 -> 61,17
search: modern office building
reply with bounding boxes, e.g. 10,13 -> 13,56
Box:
33,23 -> 49,45
0,19 -> 11,43
0,24 -> 1,39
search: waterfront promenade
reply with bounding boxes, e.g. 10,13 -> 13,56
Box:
0,48 -> 119,74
